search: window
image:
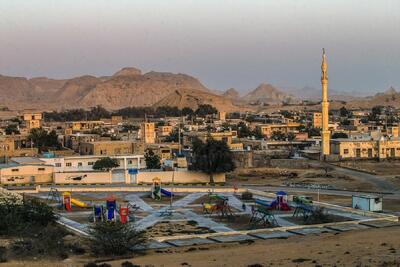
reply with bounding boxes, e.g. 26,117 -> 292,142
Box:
88,162 -> 94,166
128,160 -> 133,164
38,168 -> 45,171
66,163 -> 72,167
11,169 -> 19,172
343,149 -> 349,154
55,163 -> 62,167
78,162 -> 82,167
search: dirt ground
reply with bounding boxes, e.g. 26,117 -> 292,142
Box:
144,221 -> 215,238
105,226 -> 400,267
227,167 -> 376,191
338,160 -> 400,176
3,226 -> 400,266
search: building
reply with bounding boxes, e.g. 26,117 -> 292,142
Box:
321,48 -> 330,158
65,121 -> 104,132
183,131 -> 243,151
0,135 -> 38,159
64,133 -> 101,152
330,137 -> 400,160
313,112 -> 322,129
258,122 -> 301,138
40,154 -> 145,172
218,111 -> 226,121
352,195 -> 382,212
79,140 -> 143,156
0,163 -> 53,184
141,122 -> 155,144
23,112 -> 42,130
157,125 -> 174,138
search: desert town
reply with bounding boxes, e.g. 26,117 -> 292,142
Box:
0,50 -> 399,267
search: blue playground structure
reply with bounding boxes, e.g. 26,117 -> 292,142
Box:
161,188 -> 174,197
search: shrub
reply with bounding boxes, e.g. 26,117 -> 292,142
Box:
0,198 -> 57,236
88,222 -> 146,256
306,207 -> 330,224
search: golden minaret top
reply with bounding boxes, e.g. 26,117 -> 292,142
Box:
321,48 -> 328,82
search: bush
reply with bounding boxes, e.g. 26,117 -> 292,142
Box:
10,225 -> 69,259
306,207 -> 330,224
241,191 -> 253,200
0,198 -> 57,236
88,222 -> 146,256
0,246 -> 7,263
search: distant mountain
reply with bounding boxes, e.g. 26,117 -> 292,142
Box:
153,88 -> 239,112
345,86 -> 400,109
222,88 -> 240,100
241,83 -> 297,105
0,68 -> 237,111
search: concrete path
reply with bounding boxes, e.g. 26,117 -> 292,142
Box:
124,193 -> 154,212
57,216 -> 89,235
220,193 -> 252,214
173,192 -> 206,207
181,210 -> 234,232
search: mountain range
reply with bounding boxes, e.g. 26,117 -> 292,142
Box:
0,67 -> 397,111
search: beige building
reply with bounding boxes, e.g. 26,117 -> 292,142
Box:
218,111 -> 226,121
157,125 -> 174,137
313,112 -> 322,129
258,122 -> 301,138
0,164 -> 53,184
80,140 -> 143,156
141,122 -> 155,144
65,121 -> 104,132
0,136 -> 38,158
23,112 -> 42,130
331,137 -> 400,160
183,131 -> 243,150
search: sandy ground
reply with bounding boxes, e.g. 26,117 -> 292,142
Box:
104,226 -> 400,267
3,226 -> 400,266
227,167 -> 376,191
338,160 -> 400,176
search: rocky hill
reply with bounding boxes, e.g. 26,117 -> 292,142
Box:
222,88 -> 240,100
241,83 -> 296,105
0,68 -> 236,111
153,88 -> 239,112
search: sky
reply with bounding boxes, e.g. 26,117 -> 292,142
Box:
0,0 -> 399,95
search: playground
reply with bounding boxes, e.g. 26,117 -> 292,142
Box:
24,175 -> 398,251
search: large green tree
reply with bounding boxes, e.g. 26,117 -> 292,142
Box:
28,128 -> 59,151
191,138 -> 235,184
93,157 -> 119,171
145,149 -> 161,169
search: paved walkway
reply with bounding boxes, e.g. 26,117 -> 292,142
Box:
124,193 -> 154,212
173,192 -> 206,207
58,216 -> 89,235
182,210 -> 234,232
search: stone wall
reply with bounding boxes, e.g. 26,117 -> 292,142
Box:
136,170 -> 225,184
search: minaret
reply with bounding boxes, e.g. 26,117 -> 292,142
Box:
321,48 -> 330,158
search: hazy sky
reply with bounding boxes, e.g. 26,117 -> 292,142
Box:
0,0 -> 399,95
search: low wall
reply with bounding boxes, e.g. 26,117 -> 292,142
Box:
136,171 -> 225,184
270,159 -> 311,169
54,171 -> 111,184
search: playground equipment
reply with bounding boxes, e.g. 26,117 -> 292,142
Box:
151,177 -> 161,200
293,195 -> 313,205
161,188 -> 174,197
249,199 -> 279,228
61,192 -> 90,211
270,191 -> 291,211
293,204 -> 315,221
47,187 -> 63,208
202,193 -> 233,218
90,197 -> 140,223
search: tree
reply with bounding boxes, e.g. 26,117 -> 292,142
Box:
181,107 -> 194,116
331,132 -> 348,139
165,129 -> 182,142
237,122 -> 251,138
271,131 -> 286,141
307,127 -> 321,137
339,106 -> 349,117
5,124 -> 19,135
195,104 -> 218,117
191,138 -> 235,184
88,221 -> 146,256
145,149 -> 161,169
28,128 -> 59,151
93,157 -> 119,171
287,132 -> 296,141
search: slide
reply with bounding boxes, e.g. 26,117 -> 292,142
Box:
70,198 -> 89,208
161,188 -> 174,197
255,199 -> 271,207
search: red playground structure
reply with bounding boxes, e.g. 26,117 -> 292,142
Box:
269,191 -> 291,211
